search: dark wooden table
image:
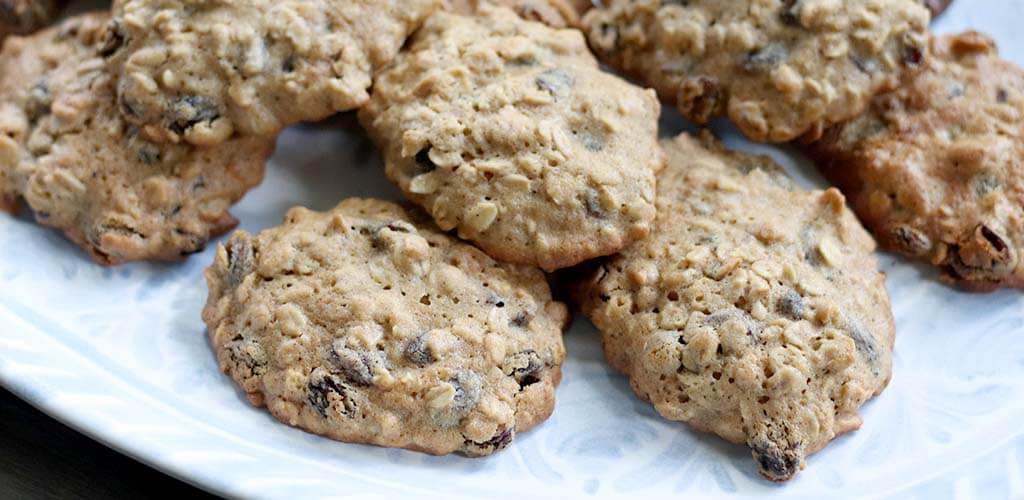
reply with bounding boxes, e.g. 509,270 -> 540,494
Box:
0,387 -> 216,499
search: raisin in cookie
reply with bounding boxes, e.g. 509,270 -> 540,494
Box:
0,14 -> 272,264
582,0 -> 930,143
360,7 -> 663,272
572,132 -> 895,481
203,199 -> 568,456
102,0 -> 441,146
805,32 -> 1024,291
0,0 -> 66,40
445,0 -> 590,28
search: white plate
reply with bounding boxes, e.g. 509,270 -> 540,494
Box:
2,2 -> 1024,498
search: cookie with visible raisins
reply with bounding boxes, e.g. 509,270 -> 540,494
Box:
0,14 -> 272,264
360,7 -> 663,271
0,0 -> 66,40
101,0 -> 442,145
582,0 -> 930,143
805,32 -> 1024,291
571,132 -> 895,481
202,198 -> 568,456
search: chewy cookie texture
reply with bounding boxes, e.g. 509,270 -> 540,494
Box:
102,0 -> 442,145
582,0 -> 930,143
0,14 -> 272,264
445,0 -> 590,28
203,199 -> 568,456
0,0 -> 66,40
573,132 -> 895,481
806,32 -> 1024,291
361,7 -> 664,272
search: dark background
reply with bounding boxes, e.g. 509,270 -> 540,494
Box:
0,388 -> 214,499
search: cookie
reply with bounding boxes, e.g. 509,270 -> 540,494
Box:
102,0 -> 442,145
921,0 -> 952,18
0,14 -> 273,264
360,7 -> 663,272
202,198 -> 569,456
582,0 -> 930,143
0,0 -> 66,40
572,132 -> 895,481
805,32 -> 1024,291
445,0 -> 590,28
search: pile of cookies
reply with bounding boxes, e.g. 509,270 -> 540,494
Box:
1,0 -> 1020,483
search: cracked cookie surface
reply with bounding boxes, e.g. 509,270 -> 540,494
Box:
806,32 -> 1024,291
203,198 -> 568,456
582,0 -> 930,142
103,0 -> 441,145
0,14 -> 272,264
445,0 -> 589,27
572,132 -> 895,481
360,7 -> 663,272
0,0 -> 66,40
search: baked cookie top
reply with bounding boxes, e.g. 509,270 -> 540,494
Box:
806,32 -> 1024,291
360,7 -> 663,272
582,0 -> 930,143
572,132 -> 895,481
445,0 -> 588,28
203,198 -> 568,456
0,14 -> 272,264
102,0 -> 441,145
0,0 -> 66,39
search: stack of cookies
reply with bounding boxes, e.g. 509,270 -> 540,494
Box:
1,0 -> 1019,483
